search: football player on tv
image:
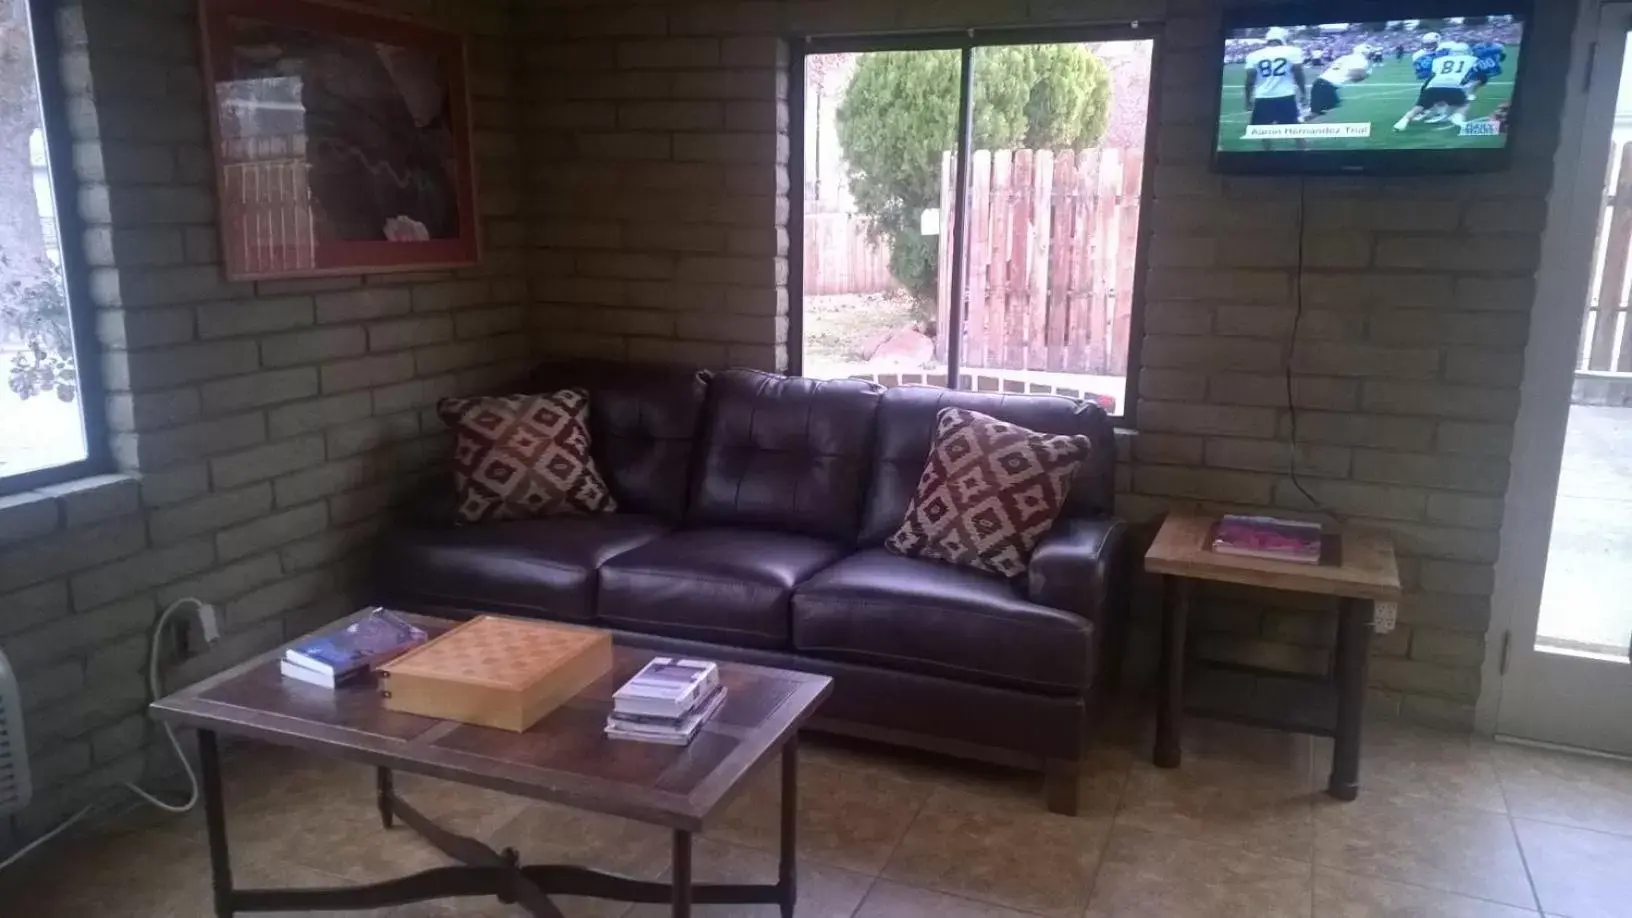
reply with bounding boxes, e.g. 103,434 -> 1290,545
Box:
1395,39 -> 1486,133
1308,43 -> 1374,120
1243,26 -> 1309,150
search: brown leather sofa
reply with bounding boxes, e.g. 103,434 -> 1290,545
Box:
375,362 -> 1129,814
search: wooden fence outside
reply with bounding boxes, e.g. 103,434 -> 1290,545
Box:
802,210 -> 897,296
937,147 -> 1144,376
1583,139 -> 1632,374
220,158 -> 316,277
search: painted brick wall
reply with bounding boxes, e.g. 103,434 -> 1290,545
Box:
0,0 -> 525,855
521,0 -> 1576,729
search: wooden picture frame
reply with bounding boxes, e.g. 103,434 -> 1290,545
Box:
198,0 -> 480,280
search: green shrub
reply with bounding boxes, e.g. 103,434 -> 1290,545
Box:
835,45 -> 1111,303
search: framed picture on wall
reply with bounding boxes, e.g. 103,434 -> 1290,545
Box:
199,0 -> 480,280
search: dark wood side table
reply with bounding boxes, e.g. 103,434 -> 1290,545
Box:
1144,512 -> 1402,801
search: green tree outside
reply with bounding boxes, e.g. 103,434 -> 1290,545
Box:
835,45 -> 1112,307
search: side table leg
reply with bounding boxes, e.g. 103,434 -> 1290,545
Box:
1329,597 -> 1373,801
376,767 -> 394,829
672,829 -> 692,918
1154,575 -> 1190,769
200,730 -> 235,918
779,739 -> 798,918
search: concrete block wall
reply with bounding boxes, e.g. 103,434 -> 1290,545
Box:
521,0 -> 1576,730
0,0 -> 525,854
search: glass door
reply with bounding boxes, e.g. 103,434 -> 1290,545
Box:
1494,4 -> 1632,755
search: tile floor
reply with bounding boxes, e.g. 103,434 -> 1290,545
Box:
4,707 -> 1632,917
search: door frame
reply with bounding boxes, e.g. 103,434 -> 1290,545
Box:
1478,0 -> 1632,736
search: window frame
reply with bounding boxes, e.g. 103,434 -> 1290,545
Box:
787,23 -> 1162,425
1,0 -> 112,496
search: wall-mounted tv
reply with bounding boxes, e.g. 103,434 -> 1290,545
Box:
1213,2 -> 1533,174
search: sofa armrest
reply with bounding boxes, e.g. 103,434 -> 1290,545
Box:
1025,516 -> 1129,626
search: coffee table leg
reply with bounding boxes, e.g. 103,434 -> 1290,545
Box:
1329,597 -> 1372,801
672,829 -> 692,918
1154,575 -> 1190,769
200,730 -> 235,918
779,739 -> 798,918
376,767 -> 394,829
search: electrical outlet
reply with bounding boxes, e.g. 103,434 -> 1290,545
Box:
174,618 -> 196,659
1373,602 -> 1398,634
167,600 -> 222,663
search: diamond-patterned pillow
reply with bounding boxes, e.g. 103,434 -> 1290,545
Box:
437,389 -> 617,525
886,407 -> 1092,578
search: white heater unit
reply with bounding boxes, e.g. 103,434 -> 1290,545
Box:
0,646 -> 31,817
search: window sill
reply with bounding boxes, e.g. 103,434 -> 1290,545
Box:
0,473 -> 141,543
1114,426 -> 1137,462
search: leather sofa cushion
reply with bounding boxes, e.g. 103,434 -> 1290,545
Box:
858,387 -> 1117,546
377,514 -> 668,622
598,528 -> 849,649
687,369 -> 883,542
528,360 -> 708,522
791,548 -> 1094,694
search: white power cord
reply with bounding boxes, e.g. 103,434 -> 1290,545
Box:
121,597 -> 219,813
0,597 -> 220,872
0,801 -> 93,872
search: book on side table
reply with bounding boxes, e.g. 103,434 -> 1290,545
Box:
606,657 -> 725,745
1211,514 -> 1323,565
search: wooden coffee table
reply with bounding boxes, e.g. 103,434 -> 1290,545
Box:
150,610 -> 832,918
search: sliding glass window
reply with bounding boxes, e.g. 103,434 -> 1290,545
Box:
792,28 -> 1156,418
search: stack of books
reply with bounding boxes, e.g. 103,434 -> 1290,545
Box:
1212,514 -> 1323,565
281,608 -> 429,688
605,658 -> 725,745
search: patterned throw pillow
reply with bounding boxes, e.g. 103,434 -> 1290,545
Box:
437,389 -> 617,525
887,407 -> 1092,578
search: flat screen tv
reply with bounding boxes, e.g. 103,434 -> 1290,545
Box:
1213,2 -> 1533,174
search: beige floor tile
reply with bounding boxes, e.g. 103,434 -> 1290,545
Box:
1084,826 -> 1313,917
802,735 -> 1039,801
226,855 -> 518,918
882,786 -> 1110,916
1515,817 -> 1632,918
215,751 -> 542,886
220,781 -> 453,883
1313,868 -> 1539,917
1115,757 -> 1317,862
854,880 -> 1039,918
27,717 -> 1632,918
0,819 -> 212,917
1313,723 -> 1507,814
1312,796 -> 1533,908
224,742 -> 363,815
389,897 -> 534,918
804,734 -> 1130,821
713,756 -> 930,875
1494,744 -> 1632,837
625,836 -> 874,918
391,771 -> 534,840
488,801 -> 672,918
222,857 -> 397,918
1078,743 -> 1138,820
1178,718 -> 1317,782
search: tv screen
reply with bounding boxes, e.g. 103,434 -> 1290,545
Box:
1214,8 -> 1530,174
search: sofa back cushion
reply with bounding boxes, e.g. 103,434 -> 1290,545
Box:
687,369 -> 884,542
858,387 -> 1116,546
527,360 -> 707,522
